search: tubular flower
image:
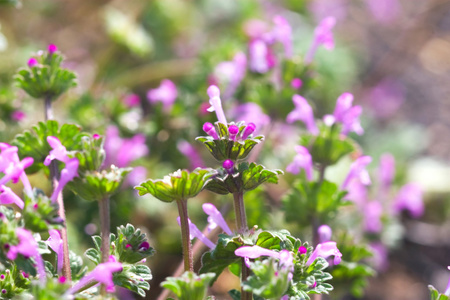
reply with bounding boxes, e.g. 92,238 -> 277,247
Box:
0,143 -> 33,197
286,145 -> 314,181
47,229 -> 64,275
177,140 -> 205,170
317,225 -> 332,243
202,203 -> 232,235
306,241 -> 342,266
0,185 -> 24,209
206,85 -> 227,125
177,217 -> 215,249
286,95 -> 319,135
341,156 -> 372,190
325,92 -> 364,135
304,16 -> 336,64
44,136 -> 71,166
51,158 -> 79,203
147,79 -> 178,112
392,183 -> 424,218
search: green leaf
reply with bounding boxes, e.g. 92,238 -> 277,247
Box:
115,223 -> 155,264
241,162 -> 283,191
255,230 -> 297,251
113,263 -> 152,297
161,271 -> 215,300
22,190 -> 62,232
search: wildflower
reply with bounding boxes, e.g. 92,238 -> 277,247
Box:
364,200 -> 383,233
304,16 -> 336,64
392,183 -> 423,218
291,78 -> 303,89
235,245 -> 283,260
68,256 -> 123,294
286,95 -> 319,135
230,103 -> 270,134
378,154 -> 395,193
176,217 -> 215,249
177,141 -> 205,170
306,241 -> 342,266
51,158 -> 79,203
206,85 -> 227,125
317,225 -> 332,243
7,228 -> 46,285
147,79 -> 178,112
286,145 -> 313,180
11,110 -> 26,121
202,203 -> 232,235
364,78 -> 404,119
214,52 -> 247,99
341,156 -> 372,190
48,44 -> 58,53
122,93 -> 141,108
228,125 -> 239,141
27,58 -> 38,68
298,246 -> 308,254
272,15 -> 293,58
325,93 -> 364,135
47,229 -> 63,274
0,185 -> 24,209
0,144 -> 33,197
44,136 -> 71,166
344,179 -> 368,208
369,242 -> 388,271
241,123 -> 256,140
364,0 -> 401,24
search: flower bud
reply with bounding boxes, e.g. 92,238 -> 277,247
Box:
241,123 -> 256,140
222,159 -> 234,172
48,44 -> 58,54
203,122 -> 219,139
228,125 -> 239,140
27,58 -> 38,68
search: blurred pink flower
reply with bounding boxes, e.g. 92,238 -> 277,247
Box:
286,94 -> 319,135
0,185 -> 24,209
48,44 -> 58,53
147,79 -> 177,112
177,140 -> 205,170
305,17 -> 336,65
214,52 -> 247,100
306,241 -> 342,266
177,217 -> 215,249
342,156 -> 372,189
309,0 -> 348,22
318,225 -> 332,243
44,136 -> 71,166
0,144 -> 33,195
364,78 -> 405,119
122,93 -> 141,108
11,110 -> 26,121
364,200 -> 383,233
364,0 -> 401,24
369,242 -> 389,271
392,183 -> 424,218
286,145 -> 313,180
378,154 -> 395,193
47,229 -> 63,274
202,203 -> 232,235
27,58 -> 38,68
272,15 -> 293,58
230,102 -> 270,134
325,92 -> 364,135
51,158 -> 79,203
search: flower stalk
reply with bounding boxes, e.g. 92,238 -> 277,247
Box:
98,196 -> 111,295
176,198 -> 193,272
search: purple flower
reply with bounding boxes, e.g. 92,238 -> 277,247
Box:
0,144 -> 33,196
48,44 -> 58,53
147,79 -> 178,112
235,245 -> 282,260
44,136 -> 71,166
122,93 -> 141,108
365,78 -> 405,119
304,17 -> 336,65
248,39 -> 273,74
291,78 -> 303,90
177,141 -> 205,170
364,0 -> 401,24
202,122 -> 219,140
298,246 -> 308,254
344,179 -> 368,208
364,200 -> 383,233
202,203 -> 232,235
286,145 -> 313,180
0,185 -> 24,209
326,92 -> 363,135
177,217 -> 215,249
7,228 -> 46,285
272,15 -> 293,58
378,154 -> 395,192
309,0 -> 348,22
369,242 -> 388,271
51,158 -> 79,203
317,225 -> 332,243
11,110 -> 26,121
392,183 -> 424,218
228,125 -> 239,141
47,229 -> 63,274
286,95 -> 319,135
68,256 -> 123,294
126,166 -> 147,188
214,52 -> 247,99
306,241 -> 342,266
206,85 -> 228,125
341,156 -> 372,190
230,103 -> 270,135
27,58 -> 38,68
241,123 -> 256,140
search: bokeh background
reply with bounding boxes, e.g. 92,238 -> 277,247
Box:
1,0 -> 450,299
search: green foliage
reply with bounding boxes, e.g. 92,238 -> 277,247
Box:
205,162 -> 283,195
113,264 -> 152,297
72,135 -> 106,174
135,168 -> 214,202
429,285 -> 449,300
22,190 -> 62,233
14,49 -> 77,100
196,122 -> 264,162
283,180 -> 347,227
161,271 -> 215,300
69,251 -> 88,282
115,224 -> 155,264
11,120 -> 87,174
0,266 -> 30,299
14,277 -> 72,300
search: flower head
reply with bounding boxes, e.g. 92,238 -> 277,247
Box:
202,203 -> 232,235
230,103 -> 270,134
306,241 -> 342,266
44,136 -> 71,166
206,85 -> 227,125
47,229 -> 64,274
0,144 -> 33,196
27,58 -> 38,68
286,95 -> 319,135
286,145 -> 313,181
392,183 -> 423,218
326,93 -> 364,135
291,78 -> 303,89
364,200 -> 383,233
177,217 -> 215,249
122,93 -> 141,108
378,153 -> 395,191
147,79 -> 178,112
0,185 -> 24,209
341,156 -> 372,190
272,15 -> 293,58
48,44 -> 58,53
305,16 -> 336,64
51,158 -> 79,203
248,39 -> 275,74
202,122 -> 219,139
214,52 -> 247,99
317,225 -> 332,243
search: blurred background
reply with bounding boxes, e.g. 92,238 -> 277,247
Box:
1,0 -> 450,299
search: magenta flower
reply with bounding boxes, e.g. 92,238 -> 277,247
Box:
222,159 -> 234,173
235,245 -> 282,260
202,203 -> 232,235
241,123 -> 256,140
177,141 -> 205,170
0,144 -> 33,196
317,225 -> 332,243
147,79 -> 178,112
51,158 -> 79,203
286,95 -> 319,135
7,228 -> 46,285
122,93 -> 141,108
326,92 -> 364,135
47,229 -> 63,274
27,58 -> 38,68
369,242 -> 388,271
0,185 -> 24,209
206,85 -> 227,125
48,44 -> 58,53
304,16 -> 336,65
306,241 -> 342,266
68,256 -> 123,294
341,156 -> 372,189
286,145 -> 313,181
177,217 -> 215,249
378,153 -> 395,192
392,183 -> 424,218
272,15 -> 293,58
214,52 -> 247,100
11,110 -> 26,121
44,136 -> 71,166
291,78 -> 303,90
202,122 -> 219,140
230,103 -> 270,134
363,200 -> 383,233
248,39 -> 273,74
344,179 -> 368,208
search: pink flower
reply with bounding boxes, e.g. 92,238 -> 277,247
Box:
341,156 -> 372,189
392,183 -> 423,218
48,44 -> 58,53
47,229 -> 63,274
306,241 -> 342,266
235,245 -> 282,259
44,136 -> 71,166
248,39 -> 274,74
344,179 -> 368,208
0,185 -> 24,209
0,144 -> 33,196
177,217 -> 215,249
202,122 -> 219,140
309,0 -> 348,22
206,85 -> 227,125
202,203 -> 232,235
122,94 -> 141,108
291,78 -> 303,89
364,0 -> 401,24
230,102 -> 270,134
27,58 -> 38,68
286,145 -> 313,180
364,200 -> 383,233
365,78 -> 404,119
378,153 -> 395,192
147,79 -> 178,112
214,52 -> 247,100
304,17 -> 336,64
325,92 -> 363,135
11,110 -> 26,121
286,95 -> 319,135
177,141 -> 205,170
369,242 -> 389,271
51,158 -> 79,203
317,225 -> 332,243
272,15 -> 293,58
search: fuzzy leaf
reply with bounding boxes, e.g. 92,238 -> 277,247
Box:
161,271 -> 215,300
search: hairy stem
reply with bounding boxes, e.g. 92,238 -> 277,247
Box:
176,199 -> 193,272
98,197 -> 111,296
45,96 -> 72,281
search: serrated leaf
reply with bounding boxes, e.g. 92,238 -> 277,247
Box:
161,271 -> 214,300
242,162 -> 283,191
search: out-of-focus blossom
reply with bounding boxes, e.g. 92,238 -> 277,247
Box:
177,141 -> 205,170
378,154 -> 395,192
51,158 -> 79,203
365,78 -> 405,119
11,110 -> 26,121
68,256 -> 122,294
147,79 -> 177,112
286,95 -> 319,135
122,93 -> 141,108
202,122 -> 219,139
7,228 -> 46,285
47,229 -> 63,274
304,17 -> 336,65
344,179 -> 368,208
104,126 -> 149,168
325,93 -> 363,135
27,58 -> 38,68
286,145 -> 313,180
309,0 -> 348,22
48,44 -> 58,53
272,15 -> 293,58
243,19 -> 270,39
291,78 -> 303,89
306,241 -> 342,266
230,102 -> 270,134
249,39 -> 274,74
392,183 -> 424,218
318,225 -> 332,243
0,144 -> 33,196
0,185 -> 24,209
364,200 -> 383,233
177,217 -> 215,249
369,242 -> 389,271
207,85 -> 227,125
342,156 -> 372,189
202,203 -> 232,235
214,52 -> 247,100
364,0 -> 401,24
44,136 -> 71,166
126,166 -> 147,187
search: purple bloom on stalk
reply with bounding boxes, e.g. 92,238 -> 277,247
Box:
286,95 -> 319,135
202,122 -> 219,140
248,39 -> 273,74
228,125 -> 239,141
306,241 -> 342,266
177,141 -> 205,170
235,245 -> 283,260
392,183 -> 424,218
241,123 -> 256,140
365,78 -> 405,119
68,256 -> 122,294
7,228 -> 46,285
47,229 -> 63,274
48,44 -> 58,53
364,200 -> 383,233
202,203 -> 232,235
214,52 -> 247,99
51,158 -> 79,203
207,85 -> 227,125
286,145 -> 313,181
147,79 -> 178,112
344,179 -> 368,208
0,144 -> 33,196
44,136 -> 71,166
272,15 -> 293,58
304,17 -> 336,65
341,156 -> 372,190
298,246 -> 308,254
0,185 -> 24,209
369,242 -> 389,271
222,159 -> 234,173
326,93 -> 364,135
176,217 -> 216,249
27,58 -> 38,68
317,225 -> 332,243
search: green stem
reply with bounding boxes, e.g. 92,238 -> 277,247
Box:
98,197 -> 111,296
176,199 -> 193,272
232,192 -> 252,300
45,96 -> 72,281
